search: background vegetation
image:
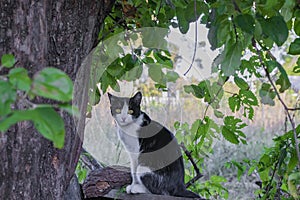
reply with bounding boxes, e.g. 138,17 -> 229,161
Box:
1,0 -> 300,199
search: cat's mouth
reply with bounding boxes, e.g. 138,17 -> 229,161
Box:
116,120 -> 130,126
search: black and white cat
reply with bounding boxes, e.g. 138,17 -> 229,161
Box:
108,92 -> 201,198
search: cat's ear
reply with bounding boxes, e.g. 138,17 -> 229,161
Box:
107,93 -> 115,103
132,92 -> 142,105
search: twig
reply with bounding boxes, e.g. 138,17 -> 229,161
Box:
252,38 -> 300,170
155,0 -> 163,20
184,0 -> 198,76
224,90 -> 237,95
98,13 -> 129,42
80,148 -> 102,170
180,142 -> 203,188
108,14 -> 128,30
232,0 -> 242,13
265,157 -> 280,198
287,107 -> 300,111
292,95 -> 300,120
202,78 -> 228,120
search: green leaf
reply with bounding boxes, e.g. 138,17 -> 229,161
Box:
259,83 -> 276,106
191,119 -> 210,148
210,175 -> 227,183
294,58 -> 300,74
259,16 -> 288,46
76,162 -> 88,184
231,161 -> 247,181
59,104 -> 80,117
275,63 -> 291,92
234,14 -> 255,34
88,85 -> 101,111
266,60 -> 278,73
154,84 -> 167,91
214,109 -> 224,118
239,90 -> 258,119
217,18 -> 232,48
184,1 -> 206,23
174,121 -> 180,130
294,19 -> 300,36
33,107 -> 65,148
142,57 -> 155,64
100,71 -> 120,93
287,150 -> 298,172
280,0 -> 295,22
122,54 -> 136,71
184,81 -> 209,99
184,84 -> 204,98
222,116 -> 247,144
166,71 -> 179,82
0,80 -> 16,116
106,58 -> 125,79
240,90 -> 258,106
153,51 -> 173,69
221,126 -> 239,144
288,172 -> 300,199
221,42 -> 242,76
248,165 -> 257,176
140,27 -> 168,49
0,110 -> 29,131
123,65 -> 143,81
1,54 -> 15,68
176,6 -> 189,34
8,68 -> 32,92
293,66 -> 300,73
148,64 -> 166,85
32,68 -> 73,102
0,107 -> 65,148
234,77 -> 249,90
228,95 -> 241,112
288,38 -> 300,55
208,25 -> 219,50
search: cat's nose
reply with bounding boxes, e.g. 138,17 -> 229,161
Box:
121,117 -> 126,122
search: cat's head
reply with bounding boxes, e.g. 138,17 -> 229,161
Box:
108,92 -> 142,126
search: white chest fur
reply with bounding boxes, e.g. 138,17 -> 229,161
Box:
116,112 -> 143,151
116,115 -> 151,194
117,127 -> 140,154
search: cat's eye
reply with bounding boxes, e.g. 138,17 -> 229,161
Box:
115,108 -> 121,113
128,110 -> 134,114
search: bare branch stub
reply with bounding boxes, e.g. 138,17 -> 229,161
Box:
82,165 -> 131,198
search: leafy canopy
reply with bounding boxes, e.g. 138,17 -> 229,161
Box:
92,0 -> 300,198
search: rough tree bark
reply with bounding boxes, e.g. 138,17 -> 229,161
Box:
0,1 -> 114,199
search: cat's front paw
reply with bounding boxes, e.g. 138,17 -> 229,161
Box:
126,184 -> 148,194
126,184 -> 133,194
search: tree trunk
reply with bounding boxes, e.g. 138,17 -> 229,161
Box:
0,1 -> 114,199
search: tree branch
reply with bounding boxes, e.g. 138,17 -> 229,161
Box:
265,162 -> 279,198
80,148 -> 103,171
180,142 -> 203,188
184,0 -> 198,76
287,107 -> 300,111
252,38 -> 300,170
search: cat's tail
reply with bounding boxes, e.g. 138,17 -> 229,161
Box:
174,188 -> 205,199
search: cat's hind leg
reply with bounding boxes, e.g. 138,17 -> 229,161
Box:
139,173 -> 166,195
